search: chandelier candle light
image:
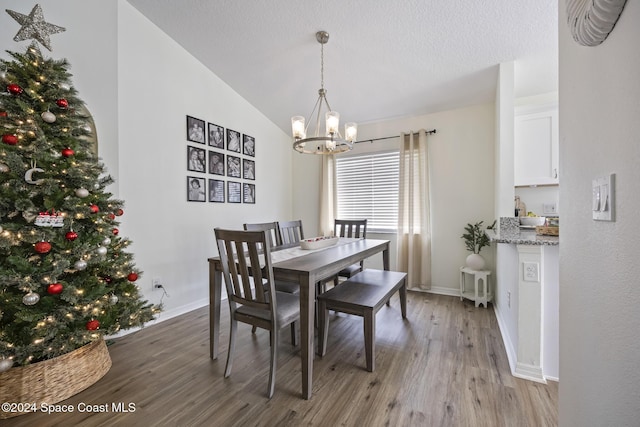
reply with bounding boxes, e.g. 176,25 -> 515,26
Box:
292,31 -> 357,154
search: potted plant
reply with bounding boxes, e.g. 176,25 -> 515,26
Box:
461,220 -> 495,270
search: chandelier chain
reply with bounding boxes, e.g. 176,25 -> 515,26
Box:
320,42 -> 324,91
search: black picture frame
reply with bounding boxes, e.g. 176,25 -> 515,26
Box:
228,181 -> 241,203
243,134 -> 255,157
209,151 -> 225,175
208,179 -> 225,203
186,115 -> 205,144
243,158 -> 255,180
187,146 -> 206,173
227,155 -> 241,178
243,183 -> 255,204
208,123 -> 224,148
187,176 -> 206,202
227,129 -> 241,153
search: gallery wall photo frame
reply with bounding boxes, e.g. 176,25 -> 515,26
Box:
187,176 -> 206,202
243,134 -> 255,157
243,158 -> 255,180
186,115 -> 206,144
208,150 -> 225,175
187,145 -> 206,173
227,155 -> 241,178
208,123 -> 225,148
209,179 -> 225,203
243,183 -> 256,204
228,181 -> 242,203
227,129 -> 241,153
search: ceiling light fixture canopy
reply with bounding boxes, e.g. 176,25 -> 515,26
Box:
292,31 -> 357,154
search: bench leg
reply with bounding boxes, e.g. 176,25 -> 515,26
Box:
399,280 -> 407,319
318,300 -> 329,357
364,308 -> 375,372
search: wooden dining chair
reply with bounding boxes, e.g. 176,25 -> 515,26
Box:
214,228 -> 300,398
277,220 -> 305,246
243,221 -> 282,248
244,222 -> 300,336
318,219 -> 368,293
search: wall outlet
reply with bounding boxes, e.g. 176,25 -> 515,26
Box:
523,262 -> 540,282
543,202 -> 557,215
152,277 -> 163,291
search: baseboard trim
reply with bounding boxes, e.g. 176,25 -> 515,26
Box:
423,286 -> 460,297
106,297 -> 209,339
515,362 -> 546,384
493,304 -> 518,376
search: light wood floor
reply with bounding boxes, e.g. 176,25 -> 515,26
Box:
4,292 -> 557,427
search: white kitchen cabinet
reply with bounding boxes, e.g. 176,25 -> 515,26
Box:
514,105 -> 559,186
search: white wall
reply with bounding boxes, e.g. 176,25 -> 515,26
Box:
117,2 -> 293,317
559,2 -> 640,425
292,104 -> 496,294
495,62 -> 515,218
1,1 -> 293,324
0,0 -> 120,182
514,186 -> 559,217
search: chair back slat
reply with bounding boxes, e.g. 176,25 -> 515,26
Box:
243,222 -> 282,248
335,219 -> 367,239
277,220 -> 304,246
215,228 -> 276,311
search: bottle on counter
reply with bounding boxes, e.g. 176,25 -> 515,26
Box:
515,196 -> 527,218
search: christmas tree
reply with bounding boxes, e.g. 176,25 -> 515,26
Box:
0,7 -> 159,372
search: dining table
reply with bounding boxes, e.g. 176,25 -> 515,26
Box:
208,237 -> 390,399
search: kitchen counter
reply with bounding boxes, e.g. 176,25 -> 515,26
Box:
489,217 -> 559,382
486,228 -> 559,246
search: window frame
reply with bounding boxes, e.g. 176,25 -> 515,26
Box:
334,150 -> 400,233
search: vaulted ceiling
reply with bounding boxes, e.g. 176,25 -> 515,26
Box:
127,0 -> 558,134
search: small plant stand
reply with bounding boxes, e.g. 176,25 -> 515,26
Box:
459,267 -> 492,308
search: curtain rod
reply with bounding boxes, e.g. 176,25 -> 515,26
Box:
353,128 -> 437,144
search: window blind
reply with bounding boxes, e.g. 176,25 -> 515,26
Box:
335,151 -> 400,232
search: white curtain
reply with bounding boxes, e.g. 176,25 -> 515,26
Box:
397,130 -> 432,290
319,154 -> 336,236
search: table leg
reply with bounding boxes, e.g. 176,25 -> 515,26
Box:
300,274 -> 314,399
383,244 -> 390,270
209,264 -> 222,360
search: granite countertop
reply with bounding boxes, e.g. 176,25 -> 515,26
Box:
486,217 -> 559,246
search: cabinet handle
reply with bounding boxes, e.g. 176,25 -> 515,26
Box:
554,168 -> 558,179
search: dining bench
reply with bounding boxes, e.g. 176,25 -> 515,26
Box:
317,269 -> 407,372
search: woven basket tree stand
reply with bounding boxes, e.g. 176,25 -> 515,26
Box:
0,340 -> 112,419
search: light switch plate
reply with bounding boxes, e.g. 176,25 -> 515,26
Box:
593,174 -> 615,221
523,262 -> 539,282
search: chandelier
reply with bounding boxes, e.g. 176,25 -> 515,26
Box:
292,31 -> 357,154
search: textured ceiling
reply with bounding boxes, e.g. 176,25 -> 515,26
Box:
127,0 -> 558,135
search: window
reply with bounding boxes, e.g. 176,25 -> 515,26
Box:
335,151 -> 399,232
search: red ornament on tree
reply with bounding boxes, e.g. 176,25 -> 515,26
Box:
7,83 -> 23,95
2,134 -> 17,145
103,276 -> 112,284
56,98 -> 69,108
107,213 -> 116,220
127,272 -> 138,282
65,231 -> 78,241
47,283 -> 64,295
86,320 -> 100,331
115,209 -> 124,216
61,148 -> 74,157
112,228 -> 119,235
34,241 -> 52,254
90,204 -> 100,213
0,111 -> 7,117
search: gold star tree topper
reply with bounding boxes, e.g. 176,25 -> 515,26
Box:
6,4 -> 66,51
